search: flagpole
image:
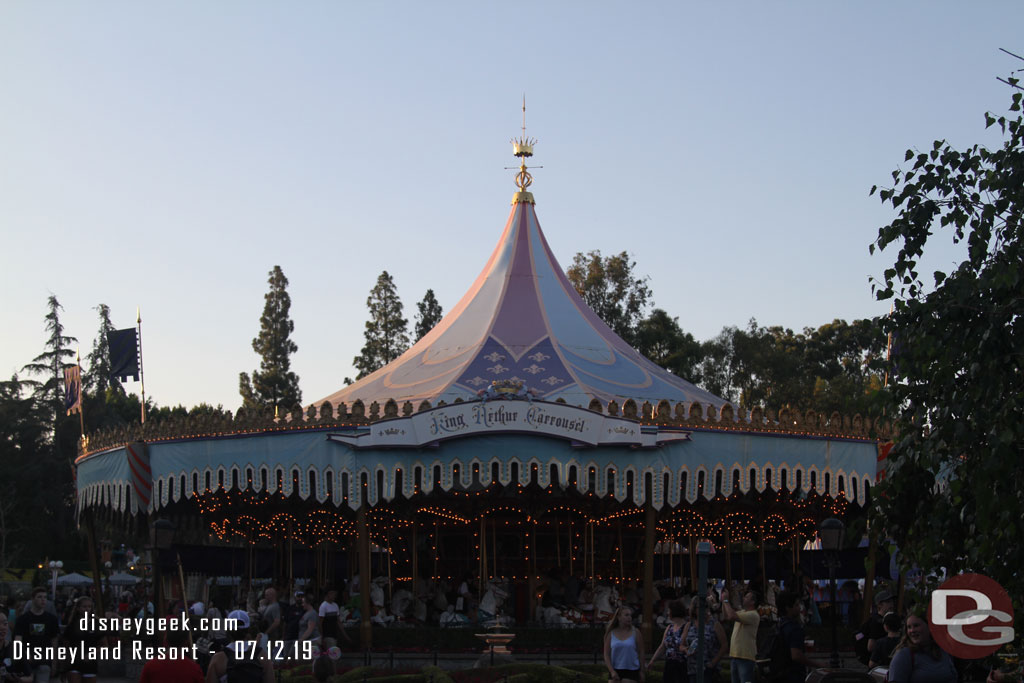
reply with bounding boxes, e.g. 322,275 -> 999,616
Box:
76,349 -> 86,444
137,307 -> 146,424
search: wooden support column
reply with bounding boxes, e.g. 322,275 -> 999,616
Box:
724,529 -> 733,591
411,524 -> 419,590
759,532 -> 767,598
689,537 -> 697,591
358,505 -> 372,649
641,504 -> 656,656
527,521 -> 537,621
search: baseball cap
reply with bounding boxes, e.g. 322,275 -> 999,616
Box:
227,609 -> 251,629
874,589 -> 894,605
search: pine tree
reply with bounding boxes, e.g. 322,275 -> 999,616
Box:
414,289 -> 444,342
353,271 -> 409,379
85,303 -> 122,395
239,266 -> 302,411
21,295 -> 78,428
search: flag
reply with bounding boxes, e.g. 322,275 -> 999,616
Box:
64,365 -> 82,415
108,328 -> 140,381
126,442 -> 152,512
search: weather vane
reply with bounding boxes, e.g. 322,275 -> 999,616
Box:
509,95 -> 540,203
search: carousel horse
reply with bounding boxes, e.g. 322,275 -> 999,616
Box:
593,585 -> 620,623
391,588 -> 413,620
369,578 -> 394,625
478,582 -> 513,627
439,605 -> 471,627
537,605 -> 578,626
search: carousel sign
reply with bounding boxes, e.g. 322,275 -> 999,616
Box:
327,397 -> 690,450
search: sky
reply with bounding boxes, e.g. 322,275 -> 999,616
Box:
2,2 -> 1020,412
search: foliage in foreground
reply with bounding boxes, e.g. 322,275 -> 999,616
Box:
869,69 -> 1024,626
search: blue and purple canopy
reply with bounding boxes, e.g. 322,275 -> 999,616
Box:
316,199 -> 726,411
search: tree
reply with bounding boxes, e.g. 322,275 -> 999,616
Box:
21,295 -> 78,430
239,266 -> 302,411
414,289 -> 444,342
698,327 -> 740,403
566,250 -> 652,346
353,271 -> 410,379
0,375 -> 48,571
635,309 -> 704,383
84,303 -> 122,395
869,69 -> 1024,613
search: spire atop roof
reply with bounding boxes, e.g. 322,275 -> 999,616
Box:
511,95 -> 537,205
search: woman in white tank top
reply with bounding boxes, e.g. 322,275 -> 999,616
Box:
604,606 -> 645,683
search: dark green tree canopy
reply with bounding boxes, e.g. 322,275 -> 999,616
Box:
21,295 -> 78,426
635,308 -> 704,384
239,265 -> 302,411
85,303 -> 122,395
566,250 -> 652,346
414,289 -> 444,342
869,71 -> 1024,614
353,270 -> 410,380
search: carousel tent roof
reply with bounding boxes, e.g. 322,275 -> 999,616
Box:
316,192 -> 726,411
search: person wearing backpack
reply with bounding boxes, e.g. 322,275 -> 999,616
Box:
774,592 -> 812,683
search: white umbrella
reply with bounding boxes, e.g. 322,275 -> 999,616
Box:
56,572 -> 93,587
107,572 -> 141,586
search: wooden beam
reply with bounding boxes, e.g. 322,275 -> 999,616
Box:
642,504 -> 656,657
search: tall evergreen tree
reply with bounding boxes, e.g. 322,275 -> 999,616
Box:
353,271 -> 409,379
85,303 -> 122,395
414,289 -> 444,342
21,295 -> 78,429
239,266 -> 302,411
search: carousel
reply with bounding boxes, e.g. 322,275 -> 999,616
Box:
74,129 -> 885,645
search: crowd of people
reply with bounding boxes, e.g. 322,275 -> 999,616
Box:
0,573 -> 1019,683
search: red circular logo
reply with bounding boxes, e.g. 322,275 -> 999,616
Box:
928,573 -> 1015,659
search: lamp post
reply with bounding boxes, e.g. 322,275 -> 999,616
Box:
48,560 -> 63,601
819,518 -> 846,669
150,519 -> 176,618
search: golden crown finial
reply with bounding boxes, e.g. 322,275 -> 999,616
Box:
511,95 -> 537,204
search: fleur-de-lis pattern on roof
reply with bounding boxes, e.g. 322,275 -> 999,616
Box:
314,197 -> 727,410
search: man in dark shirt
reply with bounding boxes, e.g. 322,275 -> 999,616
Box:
869,612 -> 903,668
777,591 -> 812,683
14,587 -> 59,682
856,589 -> 895,665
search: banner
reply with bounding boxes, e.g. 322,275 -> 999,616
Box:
63,365 -> 82,415
328,399 -> 690,449
108,328 -> 140,382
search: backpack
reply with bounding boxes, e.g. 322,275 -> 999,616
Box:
225,646 -> 265,683
761,621 -> 794,681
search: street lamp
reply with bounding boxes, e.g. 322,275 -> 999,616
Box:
48,560 -> 63,601
819,518 -> 846,669
149,519 -> 176,618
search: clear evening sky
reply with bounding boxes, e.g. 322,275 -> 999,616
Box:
2,2 -> 1019,411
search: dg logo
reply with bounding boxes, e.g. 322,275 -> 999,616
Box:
929,573 -> 1015,659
